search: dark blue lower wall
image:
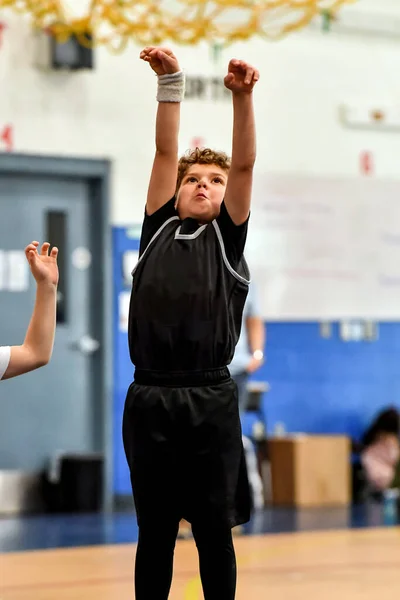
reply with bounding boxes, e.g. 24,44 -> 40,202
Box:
249,322 -> 400,442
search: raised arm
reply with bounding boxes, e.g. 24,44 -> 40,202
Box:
140,46 -> 184,215
223,59 -> 259,225
1,242 -> 58,381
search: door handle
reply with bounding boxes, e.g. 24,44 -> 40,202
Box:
72,334 -> 100,355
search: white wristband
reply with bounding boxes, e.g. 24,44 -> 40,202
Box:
157,71 -> 185,103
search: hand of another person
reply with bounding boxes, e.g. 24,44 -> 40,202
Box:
246,354 -> 264,374
25,241 -> 59,287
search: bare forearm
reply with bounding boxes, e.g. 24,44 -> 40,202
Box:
4,283 -> 57,379
155,102 -> 180,155
24,282 -> 57,361
146,101 -> 181,212
247,317 -> 265,354
231,92 -> 256,170
22,282 -> 57,365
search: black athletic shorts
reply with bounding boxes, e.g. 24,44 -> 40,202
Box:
122,368 -> 251,529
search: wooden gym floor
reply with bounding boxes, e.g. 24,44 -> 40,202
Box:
1,526 -> 399,599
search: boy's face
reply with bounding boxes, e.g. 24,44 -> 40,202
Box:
176,163 -> 228,222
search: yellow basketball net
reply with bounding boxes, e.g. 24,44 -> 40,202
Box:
0,1 -> 355,52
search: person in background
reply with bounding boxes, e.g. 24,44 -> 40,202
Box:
0,241 -> 59,382
230,282 -> 265,512
229,282 -> 265,414
360,407 -> 400,494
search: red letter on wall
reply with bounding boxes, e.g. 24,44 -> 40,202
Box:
1,125 -> 14,152
0,22 -> 7,47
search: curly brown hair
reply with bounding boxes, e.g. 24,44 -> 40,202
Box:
176,147 -> 231,192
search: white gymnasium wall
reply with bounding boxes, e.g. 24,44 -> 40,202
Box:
1,4 -> 400,226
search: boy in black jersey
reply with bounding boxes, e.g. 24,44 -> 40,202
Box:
123,46 -> 259,599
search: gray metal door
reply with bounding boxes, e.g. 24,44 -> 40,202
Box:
0,176 -> 100,470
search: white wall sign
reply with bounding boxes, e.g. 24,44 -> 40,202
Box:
119,291 -> 131,332
247,174 -> 400,320
123,251 -> 139,283
6,251 -> 29,292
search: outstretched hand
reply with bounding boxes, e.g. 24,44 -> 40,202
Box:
140,46 -> 181,76
224,59 -> 259,94
25,241 -> 59,287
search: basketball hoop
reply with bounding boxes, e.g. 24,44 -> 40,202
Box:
0,1 -> 354,52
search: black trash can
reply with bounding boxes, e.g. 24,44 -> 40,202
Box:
58,453 -> 104,513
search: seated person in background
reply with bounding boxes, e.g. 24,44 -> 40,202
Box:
0,241 -> 59,381
360,407 -> 400,493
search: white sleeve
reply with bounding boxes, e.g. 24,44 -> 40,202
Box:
0,346 -> 11,380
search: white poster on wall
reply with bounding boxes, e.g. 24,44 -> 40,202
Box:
246,174 -> 400,320
119,291 -> 131,332
6,251 -> 29,292
123,251 -> 139,283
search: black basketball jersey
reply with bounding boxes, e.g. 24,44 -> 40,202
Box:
128,196 -> 250,372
